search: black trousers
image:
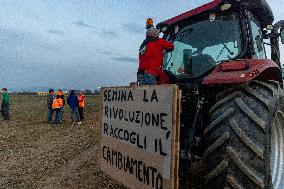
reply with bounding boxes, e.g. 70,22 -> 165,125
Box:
1,104 -> 10,120
78,107 -> 84,120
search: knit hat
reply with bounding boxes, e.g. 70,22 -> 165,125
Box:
146,27 -> 159,38
70,90 -> 75,95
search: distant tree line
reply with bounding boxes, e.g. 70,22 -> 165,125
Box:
10,89 -> 101,95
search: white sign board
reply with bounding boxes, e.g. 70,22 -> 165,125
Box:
101,85 -> 180,189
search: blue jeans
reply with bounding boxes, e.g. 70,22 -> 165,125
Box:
1,103 -> 10,120
70,107 -> 80,122
137,73 -> 157,85
61,108 -> 64,121
48,107 -> 54,122
55,108 -> 62,124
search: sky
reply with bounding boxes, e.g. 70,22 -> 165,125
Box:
0,0 -> 284,91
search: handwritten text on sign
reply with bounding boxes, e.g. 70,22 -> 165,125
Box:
101,85 -> 179,189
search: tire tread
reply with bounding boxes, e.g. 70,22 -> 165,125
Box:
204,80 -> 284,189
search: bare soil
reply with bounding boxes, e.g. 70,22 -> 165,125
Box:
0,95 -> 126,189
0,95 -> 205,189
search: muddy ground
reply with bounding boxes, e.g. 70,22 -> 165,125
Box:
0,95 -> 204,189
0,95 -> 126,189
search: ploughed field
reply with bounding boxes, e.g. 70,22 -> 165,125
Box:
0,94 -> 204,189
0,95 -> 125,189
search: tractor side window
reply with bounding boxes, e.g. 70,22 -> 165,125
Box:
250,15 -> 266,58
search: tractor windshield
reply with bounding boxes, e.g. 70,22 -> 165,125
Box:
163,13 -> 242,79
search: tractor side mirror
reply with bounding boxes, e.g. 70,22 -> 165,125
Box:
280,28 -> 284,44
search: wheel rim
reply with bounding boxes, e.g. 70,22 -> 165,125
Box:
271,110 -> 284,189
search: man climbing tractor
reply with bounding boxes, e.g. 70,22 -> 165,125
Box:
137,20 -> 174,85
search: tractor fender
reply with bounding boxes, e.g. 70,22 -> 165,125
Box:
202,59 -> 282,86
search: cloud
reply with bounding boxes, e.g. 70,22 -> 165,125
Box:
121,23 -> 144,35
47,29 -> 64,35
0,27 -> 61,55
101,29 -> 117,38
101,51 -> 114,56
0,27 -> 34,43
113,56 -> 137,63
73,20 -> 91,28
0,27 -> 42,50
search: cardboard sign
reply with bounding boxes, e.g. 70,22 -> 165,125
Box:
101,85 -> 180,189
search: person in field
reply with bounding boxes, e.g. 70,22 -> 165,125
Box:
57,89 -> 65,121
1,88 -> 10,120
47,89 -> 55,123
67,90 -> 81,125
137,23 -> 174,85
52,95 -> 64,124
78,91 -> 85,121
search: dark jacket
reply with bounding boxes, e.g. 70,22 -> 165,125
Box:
47,93 -> 55,108
67,92 -> 79,108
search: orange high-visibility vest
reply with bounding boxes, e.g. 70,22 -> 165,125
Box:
52,98 -> 63,109
78,95 -> 85,108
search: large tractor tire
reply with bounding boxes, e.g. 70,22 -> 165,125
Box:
203,80 -> 284,189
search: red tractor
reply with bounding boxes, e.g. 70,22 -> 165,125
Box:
155,0 -> 284,188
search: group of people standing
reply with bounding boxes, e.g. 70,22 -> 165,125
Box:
47,89 -> 85,125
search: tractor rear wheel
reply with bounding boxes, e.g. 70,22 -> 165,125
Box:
203,80 -> 284,189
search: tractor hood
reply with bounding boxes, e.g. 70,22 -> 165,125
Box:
157,0 -> 274,29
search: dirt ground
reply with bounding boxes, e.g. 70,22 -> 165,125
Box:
0,94 -> 205,189
0,95 -> 126,189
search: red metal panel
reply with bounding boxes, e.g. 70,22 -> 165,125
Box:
157,0 -> 223,27
202,59 -> 282,85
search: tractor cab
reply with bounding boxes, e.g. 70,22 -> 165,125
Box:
157,0 -> 284,83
